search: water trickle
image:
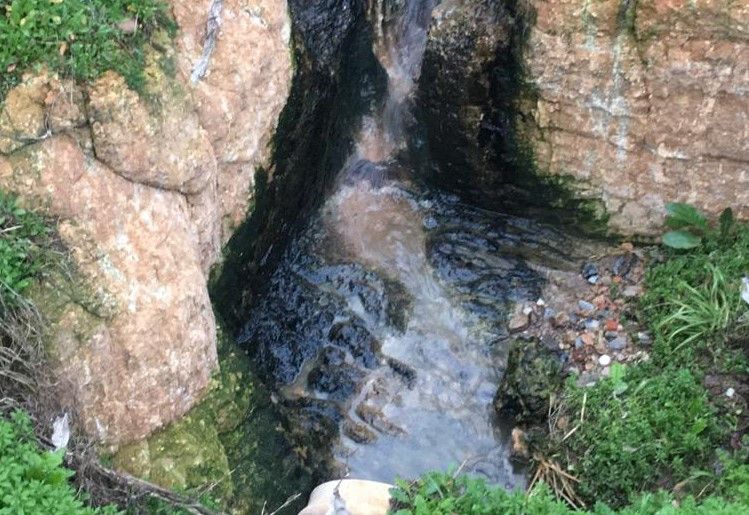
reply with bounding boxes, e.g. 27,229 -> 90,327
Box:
240,0 -> 580,487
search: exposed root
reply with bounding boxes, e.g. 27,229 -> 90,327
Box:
523,392 -> 586,509
528,455 -> 585,510
58,438 -> 225,515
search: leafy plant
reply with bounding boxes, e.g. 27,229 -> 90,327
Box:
662,202 -> 735,250
0,410 -> 118,514
0,0 -> 175,99
0,191 -> 51,304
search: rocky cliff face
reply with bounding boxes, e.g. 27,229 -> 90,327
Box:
0,0 -> 292,446
417,0 -> 749,235
213,0 -> 387,327
524,0 -> 749,234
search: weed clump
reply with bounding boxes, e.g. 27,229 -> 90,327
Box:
0,410 -> 117,514
0,0 -> 175,99
0,191 -> 51,303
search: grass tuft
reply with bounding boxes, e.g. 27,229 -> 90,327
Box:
0,0 -> 175,99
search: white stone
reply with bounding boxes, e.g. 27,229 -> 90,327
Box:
598,354 -> 612,366
51,413 -> 70,451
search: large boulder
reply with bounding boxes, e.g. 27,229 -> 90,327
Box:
522,0 -> 749,234
0,0 -> 293,447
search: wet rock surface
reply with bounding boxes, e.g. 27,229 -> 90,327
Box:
213,0 -> 388,327
240,167 -> 598,484
415,0 -> 749,235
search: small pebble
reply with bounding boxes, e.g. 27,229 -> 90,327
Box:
608,336 -> 627,351
588,275 -> 599,284
637,332 -> 652,345
582,262 -> 599,280
585,319 -> 600,331
726,388 -> 736,398
575,337 -> 584,349
536,298 -> 546,306
423,217 -> 438,229
578,300 -> 596,314
598,354 -> 612,366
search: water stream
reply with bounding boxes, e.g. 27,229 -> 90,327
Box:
240,0 -> 583,488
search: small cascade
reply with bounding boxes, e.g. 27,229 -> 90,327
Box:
240,0 -> 582,487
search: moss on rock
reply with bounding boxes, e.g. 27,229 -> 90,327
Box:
111,327 -> 313,513
494,337 -> 565,425
111,328 -> 251,503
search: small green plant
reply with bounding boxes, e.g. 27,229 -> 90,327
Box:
643,218 -> 749,371
560,365 -> 722,507
0,410 -> 118,514
656,263 -> 748,356
389,473 -> 572,514
0,191 -> 51,303
0,0 -> 175,99
389,471 -> 749,514
662,202 -> 735,249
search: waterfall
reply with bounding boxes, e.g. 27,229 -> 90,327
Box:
240,0 -> 553,488
355,0 -> 436,163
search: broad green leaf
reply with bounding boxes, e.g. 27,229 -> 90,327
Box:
662,230 -> 702,249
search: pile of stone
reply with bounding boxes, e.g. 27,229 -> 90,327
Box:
506,243 -> 651,387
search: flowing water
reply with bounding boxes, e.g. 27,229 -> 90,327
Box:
240,0 -> 584,488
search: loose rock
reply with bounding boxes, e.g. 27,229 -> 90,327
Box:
608,336 -> 627,351
578,300 -> 596,314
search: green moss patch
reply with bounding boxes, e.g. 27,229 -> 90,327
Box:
112,332 -> 252,505
112,328 -> 313,513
